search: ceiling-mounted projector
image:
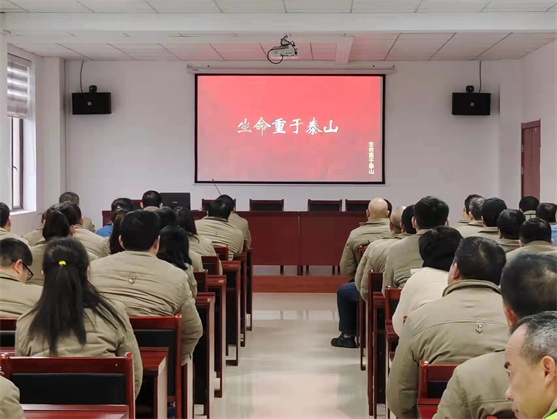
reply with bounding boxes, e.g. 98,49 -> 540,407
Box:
267,35 -> 297,64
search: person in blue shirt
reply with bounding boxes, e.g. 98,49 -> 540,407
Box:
96,198 -> 134,238
536,203 -> 557,247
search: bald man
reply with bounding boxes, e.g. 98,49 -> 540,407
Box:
333,198 -> 391,348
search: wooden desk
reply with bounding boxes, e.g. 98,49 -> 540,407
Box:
207,276 -> 226,398
23,405 -> 129,419
221,261 -> 241,367
138,348 -> 168,419
367,291 -> 386,418
182,359 -> 194,419
234,252 -> 248,348
418,404 -> 439,419
194,294 -> 215,419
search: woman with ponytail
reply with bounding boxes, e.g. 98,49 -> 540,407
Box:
15,237 -> 143,398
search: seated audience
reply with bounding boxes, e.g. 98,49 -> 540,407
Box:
507,218 -> 557,262
355,206 -> 407,301
0,202 -> 29,245
0,375 -> 24,419
69,203 -> 109,259
158,225 -> 198,297
339,198 -> 390,281
383,196 -> 449,292
23,212 -> 46,246
0,239 -> 42,317
196,199 -> 244,260
176,206 -> 217,256
392,226 -> 462,335
15,238 -> 143,398
435,253 -> 557,419
59,192 -> 95,232
96,198 -> 134,238
537,202 -> 557,246
456,194 -> 483,227
478,197 -> 507,239
497,209 -> 526,253
218,194 -> 251,247
456,196 -> 485,238
387,237 -> 509,419
519,195 -> 540,220
505,311 -> 557,419
108,208 -> 128,255
156,206 -> 177,228
90,211 -> 202,362
141,190 -> 163,211
385,199 -> 393,217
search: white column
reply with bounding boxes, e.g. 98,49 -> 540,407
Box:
0,32 -> 10,205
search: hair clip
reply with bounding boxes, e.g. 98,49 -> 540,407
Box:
59,261 -> 67,266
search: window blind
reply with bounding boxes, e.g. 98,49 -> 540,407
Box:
7,54 -> 31,118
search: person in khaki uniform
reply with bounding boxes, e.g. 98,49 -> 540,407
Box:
519,195 -> 539,221
0,375 -> 24,419
475,197 -> 508,240
496,209 -> 525,253
140,190 -> 163,212
59,192 -> 95,232
383,196 -> 450,293
196,199 -> 244,260
0,239 -> 42,317
455,194 -> 484,228
15,238 -> 143,398
218,195 -> 252,247
0,202 -> 29,246
435,253 -> 557,419
504,311 -> 557,419
506,219 -> 557,263
24,228 -> 44,247
90,211 -> 202,362
387,237 -> 509,419
68,203 -> 109,259
456,196 -> 486,238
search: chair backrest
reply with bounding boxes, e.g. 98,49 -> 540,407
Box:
201,255 -> 220,275
345,200 -> 370,212
129,315 -> 182,407
131,200 -> 142,210
0,353 -> 135,418
202,199 -> 236,211
307,200 -> 342,212
357,245 -> 368,263
249,199 -> 284,211
214,246 -> 228,261
0,318 -> 17,348
369,272 -> 384,293
194,271 -> 208,293
384,287 -> 402,321
418,360 -> 457,400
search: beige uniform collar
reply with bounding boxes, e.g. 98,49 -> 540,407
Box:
394,232 -> 410,239
443,279 -> 501,297
469,220 -> 484,227
415,229 -> 431,236
123,250 -> 157,258
543,397 -> 557,419
0,227 -> 10,234
0,271 -> 19,282
360,218 -> 390,227
204,216 -> 229,223
479,226 -> 499,234
525,240 -> 555,249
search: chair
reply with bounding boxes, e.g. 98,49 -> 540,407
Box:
249,199 -> 284,211
202,255 -> 221,275
221,260 -> 242,367
214,246 -> 229,262
233,240 -> 250,347
345,200 -> 370,212
0,317 -> 17,348
129,315 -> 182,419
194,294 -> 215,418
307,199 -> 342,212
384,287 -> 402,324
367,272 -> 386,418
418,360 -> 457,403
194,271 -> 208,293
202,199 -> 236,211
0,353 -> 135,419
357,298 -> 367,371
357,244 -> 368,263
207,275 -> 227,398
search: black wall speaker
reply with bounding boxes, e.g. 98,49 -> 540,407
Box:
72,92 -> 112,115
452,93 -> 491,116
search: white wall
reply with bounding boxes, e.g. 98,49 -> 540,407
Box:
66,60 -> 520,228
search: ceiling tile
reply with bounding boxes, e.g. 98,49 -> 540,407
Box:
285,0 -> 352,13
349,34 -> 398,61
0,1 -> 25,11
78,0 -> 155,12
352,0 -> 420,13
61,43 -> 132,59
431,32 -> 509,60
215,0 -> 285,12
9,0 -> 91,12
418,0 -> 489,13
483,0 -> 557,12
162,43 -> 224,60
310,43 -> 336,60
478,32 -> 557,59
211,43 -> 267,60
261,42 -> 313,60
148,0 -> 221,12
12,43 -> 86,58
110,43 -> 179,60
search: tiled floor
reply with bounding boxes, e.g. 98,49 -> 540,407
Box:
212,293 -> 384,419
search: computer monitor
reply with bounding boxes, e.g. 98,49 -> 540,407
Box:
161,192 -> 191,210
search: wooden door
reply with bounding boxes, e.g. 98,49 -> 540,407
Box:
521,121 -> 541,199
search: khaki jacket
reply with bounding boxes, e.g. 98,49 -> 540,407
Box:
228,212 -> 251,247
83,216 -> 95,232
507,241 -> 557,263
90,251 -> 203,361
497,237 -> 520,253
339,219 -> 391,280
434,350 -> 513,419
0,272 -> 43,317
75,225 -> 109,259
383,230 -> 430,293
524,210 -> 537,220
196,217 -> 244,260
189,250 -> 203,272
0,376 -> 24,419
188,234 -> 217,256
0,228 -> 29,246
23,229 -> 44,246
544,398 -> 557,419
477,226 -> 500,240
386,280 -> 509,419
16,300 -> 143,398
355,234 -> 405,301
456,220 -> 484,238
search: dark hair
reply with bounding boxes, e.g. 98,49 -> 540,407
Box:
454,237 -> 506,285
520,218 -> 552,244
142,190 -> 162,208
217,195 -> 236,212
481,198 -> 507,227
175,206 -> 198,237
59,192 -> 79,205
501,253 -> 557,319
519,196 -> 540,213
469,197 -> 485,220
109,209 -> 129,254
464,194 -> 483,215
419,227 -> 462,272
42,205 -> 71,241
157,225 -> 192,269
111,198 -> 134,213
385,199 -> 393,217
156,207 -> 177,230
536,203 -> 557,223
401,205 -> 417,234
414,196 -> 449,230
0,238 -> 32,267
28,238 -> 125,355
0,202 -> 9,228
497,209 -> 526,240
208,199 -> 232,220
120,210 -> 160,251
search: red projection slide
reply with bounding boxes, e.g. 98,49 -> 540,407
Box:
195,75 -> 384,184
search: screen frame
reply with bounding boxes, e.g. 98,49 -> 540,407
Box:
194,73 -> 386,185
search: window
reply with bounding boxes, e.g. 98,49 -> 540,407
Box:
10,117 -> 24,209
